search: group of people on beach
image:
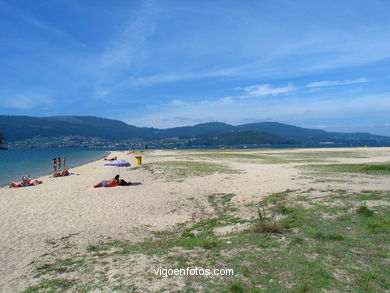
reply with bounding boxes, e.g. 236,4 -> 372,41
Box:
52,157 -> 65,173
10,173 -> 133,189
9,154 -> 134,189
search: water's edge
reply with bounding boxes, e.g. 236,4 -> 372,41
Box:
0,148 -> 108,186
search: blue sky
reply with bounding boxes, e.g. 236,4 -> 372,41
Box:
1,0 -> 390,135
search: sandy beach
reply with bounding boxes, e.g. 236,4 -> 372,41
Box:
1,147 -> 389,292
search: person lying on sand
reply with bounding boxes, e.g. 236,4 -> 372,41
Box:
9,176 -> 42,188
104,156 -> 117,161
50,170 -> 77,178
119,178 -> 132,186
93,175 -> 132,188
53,169 -> 70,177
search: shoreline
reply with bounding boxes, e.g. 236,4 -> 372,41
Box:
2,145 -> 387,184
1,149 -> 128,187
1,146 -> 388,187
0,149 -> 110,187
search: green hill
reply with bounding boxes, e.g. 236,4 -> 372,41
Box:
1,115 -> 390,146
192,130 -> 294,145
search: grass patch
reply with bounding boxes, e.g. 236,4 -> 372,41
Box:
186,152 -> 330,164
208,193 -> 237,215
252,207 -> 283,235
143,161 -> 240,180
305,162 -> 390,175
253,221 -> 282,235
25,279 -> 76,292
275,151 -> 369,159
356,205 -> 374,217
26,189 -> 390,292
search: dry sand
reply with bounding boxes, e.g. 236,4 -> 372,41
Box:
1,147 -> 389,291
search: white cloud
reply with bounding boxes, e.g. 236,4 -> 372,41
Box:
99,1 -> 158,71
125,91 -> 390,129
128,74 -> 182,87
305,77 -> 370,88
217,97 -> 235,104
169,99 -> 188,106
239,83 -> 295,98
121,66 -> 245,88
93,0 -> 159,98
0,1 -> 70,38
2,91 -> 54,110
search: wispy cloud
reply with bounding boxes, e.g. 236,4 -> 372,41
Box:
169,99 -> 188,106
94,0 -> 159,98
305,77 -> 371,88
2,91 -> 55,110
217,97 -> 235,104
125,90 -> 390,129
239,84 -> 295,98
0,1 -> 68,37
117,65 -> 247,88
99,1 -> 158,71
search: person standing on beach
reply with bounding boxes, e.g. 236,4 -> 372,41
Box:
58,157 -> 62,169
52,158 -> 57,173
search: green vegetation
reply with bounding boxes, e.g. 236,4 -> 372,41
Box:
208,193 -> 237,216
25,279 -> 76,292
185,152 -> 327,164
3,115 -> 390,146
193,130 -> 293,145
183,150 -> 371,164
305,162 -> 390,175
275,151 -> 370,159
142,161 -> 241,180
252,214 -> 282,235
25,188 -> 390,292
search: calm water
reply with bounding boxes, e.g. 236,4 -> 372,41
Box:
0,148 -> 108,185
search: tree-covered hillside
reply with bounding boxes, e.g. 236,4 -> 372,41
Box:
1,115 -> 390,147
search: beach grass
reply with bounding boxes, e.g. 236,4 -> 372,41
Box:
304,162 -> 390,175
273,150 -> 370,159
150,150 -> 371,165
25,187 -> 390,292
142,161 -> 241,181
185,153 -> 329,164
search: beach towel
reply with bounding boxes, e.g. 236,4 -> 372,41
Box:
104,160 -> 131,167
50,172 -> 76,178
88,186 -> 124,190
88,182 -> 142,190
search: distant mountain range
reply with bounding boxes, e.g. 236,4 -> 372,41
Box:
1,115 -> 390,147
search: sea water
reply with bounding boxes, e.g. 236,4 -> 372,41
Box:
0,148 -> 108,185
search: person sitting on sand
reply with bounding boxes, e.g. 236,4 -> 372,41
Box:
53,169 -> 70,177
9,176 -> 42,188
104,156 -> 117,161
93,175 -> 132,188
